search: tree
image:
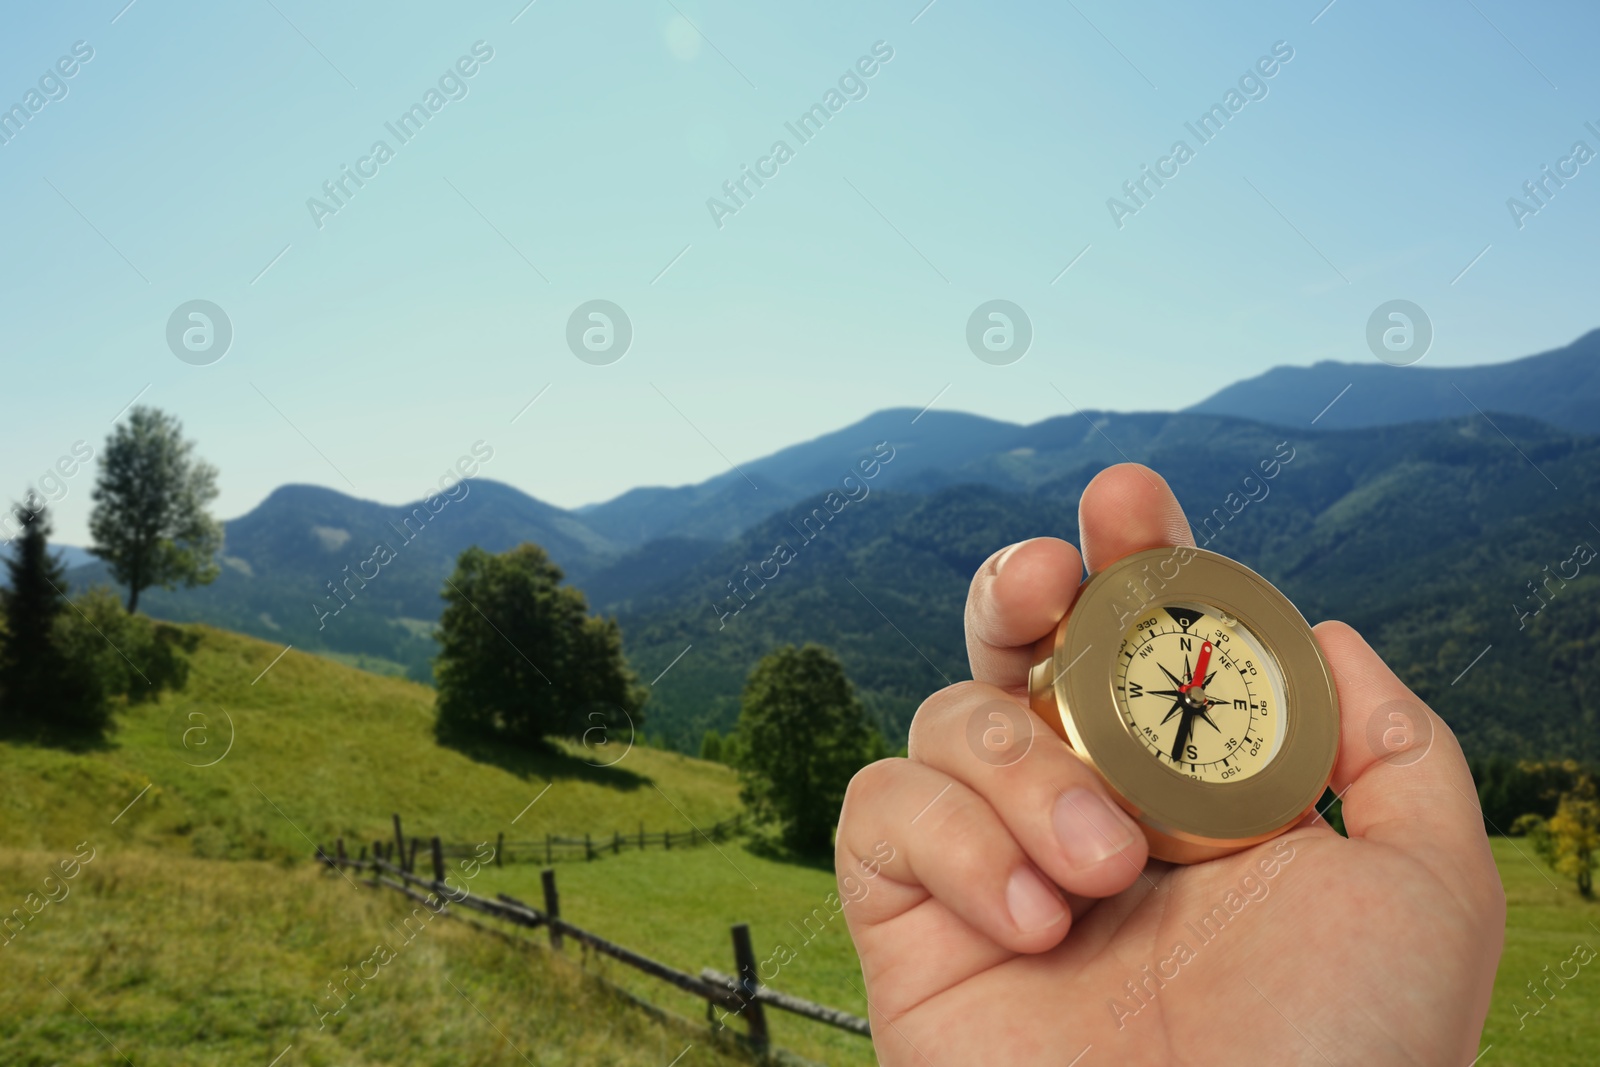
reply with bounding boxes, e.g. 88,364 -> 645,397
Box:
1517,769 -> 1600,898
732,644 -> 883,855
700,729 -> 724,763
0,496 -> 73,736
88,406 -> 221,613
433,543 -> 646,748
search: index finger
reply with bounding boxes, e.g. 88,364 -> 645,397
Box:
965,464 -> 1195,690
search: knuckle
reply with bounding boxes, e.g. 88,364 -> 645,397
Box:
840,757 -> 903,817
907,680 -> 991,757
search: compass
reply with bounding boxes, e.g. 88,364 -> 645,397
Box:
1028,545 -> 1339,864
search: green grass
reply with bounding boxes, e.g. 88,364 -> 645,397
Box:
473,842 -> 874,1067
2,624 -> 1597,1065
405,837 -> 1600,1067
0,626 -> 743,861
0,847 -> 752,1066
1480,837 -> 1600,1065
319,650 -> 413,678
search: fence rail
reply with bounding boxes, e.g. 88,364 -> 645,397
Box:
318,817 -> 870,1057
367,813 -> 746,868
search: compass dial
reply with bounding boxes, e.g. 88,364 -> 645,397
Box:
1114,601 -> 1287,783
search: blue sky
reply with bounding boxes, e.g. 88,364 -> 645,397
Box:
3,0 -> 1597,544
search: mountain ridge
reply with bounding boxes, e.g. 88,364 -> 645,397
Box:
1187,328 -> 1600,433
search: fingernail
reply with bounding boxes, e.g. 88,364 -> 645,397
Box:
1053,788 -> 1139,868
1005,866 -> 1066,933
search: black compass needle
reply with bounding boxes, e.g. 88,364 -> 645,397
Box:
1170,706 -> 1196,762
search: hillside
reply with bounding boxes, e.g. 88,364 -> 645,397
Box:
619,416 -> 1600,760
0,626 -> 741,858
0,621 -> 1595,1066
1188,327 -> 1600,433
0,624 -> 802,1065
0,622 -> 876,1065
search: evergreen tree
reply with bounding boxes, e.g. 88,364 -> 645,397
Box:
0,496 -> 72,737
88,406 -> 221,613
732,644 -> 882,855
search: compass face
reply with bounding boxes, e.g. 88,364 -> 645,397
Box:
1114,601 -> 1288,783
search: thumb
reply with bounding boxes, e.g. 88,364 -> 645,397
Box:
1315,621 -> 1493,881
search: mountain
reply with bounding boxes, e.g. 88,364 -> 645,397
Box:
575,410 -> 1026,548
1187,328 -> 1600,433
64,399 -> 1599,760
51,327 -> 1600,749
2,541 -> 94,576
59,407 -> 1278,678
614,414 -> 1600,761
66,479 -> 622,680
578,409 -> 1339,548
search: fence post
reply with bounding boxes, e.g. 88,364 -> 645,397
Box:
335,838 -> 346,865
730,923 -> 769,1053
407,838 -> 420,874
392,814 -> 405,866
496,831 -> 504,867
585,833 -> 593,861
358,844 -> 367,862
541,868 -> 563,951
431,836 -> 445,883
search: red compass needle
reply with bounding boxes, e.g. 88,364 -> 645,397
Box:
1181,640 -> 1213,693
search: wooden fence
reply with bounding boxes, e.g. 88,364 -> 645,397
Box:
318,820 -> 870,1058
368,814 -> 746,869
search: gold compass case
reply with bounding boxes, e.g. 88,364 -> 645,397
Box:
1028,545 -> 1340,864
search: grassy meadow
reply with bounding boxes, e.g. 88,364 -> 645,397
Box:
0,624 -> 1596,1065
1480,837 -> 1600,1064
0,848 -> 753,1066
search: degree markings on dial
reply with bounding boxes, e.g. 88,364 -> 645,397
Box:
1118,618 -> 1265,773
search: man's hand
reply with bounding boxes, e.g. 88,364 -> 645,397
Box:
835,464 -> 1505,1066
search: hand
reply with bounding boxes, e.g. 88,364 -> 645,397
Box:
835,464 -> 1505,1066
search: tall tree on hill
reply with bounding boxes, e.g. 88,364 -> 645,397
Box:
733,644 -> 885,855
0,495 -> 72,736
433,543 -> 646,749
88,406 -> 222,613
